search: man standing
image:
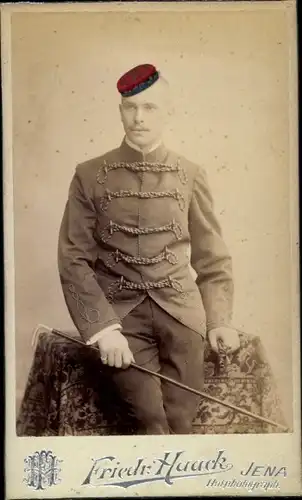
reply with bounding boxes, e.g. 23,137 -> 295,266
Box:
58,64 -> 240,434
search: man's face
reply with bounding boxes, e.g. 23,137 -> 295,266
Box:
119,79 -> 170,149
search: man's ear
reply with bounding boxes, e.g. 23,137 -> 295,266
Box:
167,104 -> 175,118
164,104 -> 174,126
165,98 -> 174,119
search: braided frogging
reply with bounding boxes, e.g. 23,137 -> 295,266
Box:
106,247 -> 178,268
99,219 -> 183,243
106,276 -> 184,303
96,160 -> 188,185
100,188 -> 185,212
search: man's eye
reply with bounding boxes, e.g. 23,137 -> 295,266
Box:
123,104 -> 136,110
144,105 -> 156,111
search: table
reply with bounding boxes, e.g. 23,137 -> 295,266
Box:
17,331 -> 287,436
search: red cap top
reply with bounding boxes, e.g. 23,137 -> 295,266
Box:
117,64 -> 159,96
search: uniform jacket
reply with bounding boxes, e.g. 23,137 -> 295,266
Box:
58,138 -> 234,342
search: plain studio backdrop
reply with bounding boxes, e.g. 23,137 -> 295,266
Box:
11,8 -> 294,425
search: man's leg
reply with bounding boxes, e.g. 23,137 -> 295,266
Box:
109,299 -> 170,435
153,302 -> 205,434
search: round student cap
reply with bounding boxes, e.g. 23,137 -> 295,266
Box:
117,64 -> 159,97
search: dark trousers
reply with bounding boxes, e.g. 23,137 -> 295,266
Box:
110,297 -> 205,435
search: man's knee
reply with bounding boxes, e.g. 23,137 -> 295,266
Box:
134,404 -> 170,434
164,397 -> 199,434
166,411 -> 194,434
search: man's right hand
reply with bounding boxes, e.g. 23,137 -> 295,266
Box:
97,328 -> 135,369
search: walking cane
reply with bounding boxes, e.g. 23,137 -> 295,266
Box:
32,323 -> 289,432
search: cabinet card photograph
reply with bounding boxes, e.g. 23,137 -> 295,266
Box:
3,1 -> 300,497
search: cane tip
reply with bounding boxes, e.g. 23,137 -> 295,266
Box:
37,323 -> 52,333
31,323 -> 52,348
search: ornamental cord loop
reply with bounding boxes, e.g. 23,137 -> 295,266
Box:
106,276 -> 185,303
99,188 -> 185,212
68,284 -> 101,325
96,159 -> 187,185
99,219 -> 183,243
106,247 -> 178,268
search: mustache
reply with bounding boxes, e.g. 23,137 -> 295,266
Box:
130,127 -> 149,132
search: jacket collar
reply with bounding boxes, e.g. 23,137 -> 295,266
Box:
119,136 -> 168,163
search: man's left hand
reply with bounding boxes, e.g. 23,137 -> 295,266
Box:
208,327 -> 240,354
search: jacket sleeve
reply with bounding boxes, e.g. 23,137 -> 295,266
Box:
58,165 -> 121,342
188,166 -> 234,332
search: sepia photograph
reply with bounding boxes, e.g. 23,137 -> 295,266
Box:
3,1 -> 300,497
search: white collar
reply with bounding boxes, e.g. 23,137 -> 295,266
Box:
125,135 -> 163,154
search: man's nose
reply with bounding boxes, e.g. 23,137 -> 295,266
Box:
134,108 -> 144,124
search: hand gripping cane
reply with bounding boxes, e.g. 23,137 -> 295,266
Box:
32,324 -> 289,432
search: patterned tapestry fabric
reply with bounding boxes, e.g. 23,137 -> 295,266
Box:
16,332 -> 287,436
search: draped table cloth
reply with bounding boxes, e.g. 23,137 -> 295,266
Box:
17,331 -> 287,436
